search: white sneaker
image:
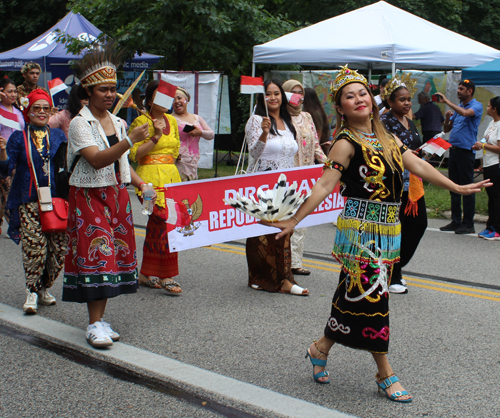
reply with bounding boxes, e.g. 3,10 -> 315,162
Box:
101,320 -> 120,342
86,322 -> 113,348
389,284 -> 408,294
37,287 -> 56,305
23,289 -> 38,314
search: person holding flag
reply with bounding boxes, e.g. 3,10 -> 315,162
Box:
63,42 -> 153,348
0,89 -> 67,314
128,80 -> 184,294
380,74 -> 426,294
243,78 -> 308,296
0,78 -> 25,235
171,85 -> 214,181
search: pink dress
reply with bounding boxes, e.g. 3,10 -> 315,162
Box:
173,114 -> 214,181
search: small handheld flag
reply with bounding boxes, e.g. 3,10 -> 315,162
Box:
154,79 -> 177,109
418,135 -> 451,157
0,107 -> 21,131
47,78 -> 68,102
285,92 -> 302,106
240,76 -> 265,94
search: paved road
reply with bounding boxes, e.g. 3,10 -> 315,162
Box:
1,187 -> 500,418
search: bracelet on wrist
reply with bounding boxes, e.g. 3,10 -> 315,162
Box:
150,136 -> 160,145
125,136 -> 133,148
139,182 -> 147,189
291,215 -> 300,225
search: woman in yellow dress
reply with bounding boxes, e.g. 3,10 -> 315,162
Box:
129,80 -> 183,295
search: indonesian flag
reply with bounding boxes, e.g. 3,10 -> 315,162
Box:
419,136 -> 451,157
166,198 -> 191,227
285,92 -> 302,106
240,76 -> 265,94
0,107 -> 22,131
47,78 -> 68,97
154,79 -> 177,109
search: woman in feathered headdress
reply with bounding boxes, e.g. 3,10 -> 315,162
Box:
62,41 -> 154,348
263,65 -> 490,403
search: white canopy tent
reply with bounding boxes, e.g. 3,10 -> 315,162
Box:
252,1 -> 500,76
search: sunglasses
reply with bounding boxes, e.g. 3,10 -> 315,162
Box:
31,105 -> 51,113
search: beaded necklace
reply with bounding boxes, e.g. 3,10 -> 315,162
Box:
28,125 -> 51,178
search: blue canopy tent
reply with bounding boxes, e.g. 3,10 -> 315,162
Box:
462,58 -> 500,86
0,11 -> 161,74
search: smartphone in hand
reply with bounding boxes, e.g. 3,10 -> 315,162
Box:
431,94 -> 438,102
183,124 -> 196,133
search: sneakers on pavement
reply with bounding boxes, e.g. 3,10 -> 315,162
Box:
23,289 -> 38,314
440,222 -> 461,232
483,231 -> 500,241
455,225 -> 475,235
86,322 -> 113,348
101,320 -> 120,342
389,284 -> 408,294
37,287 -> 56,305
478,227 -> 493,238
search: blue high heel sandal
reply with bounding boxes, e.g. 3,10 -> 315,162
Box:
376,373 -> 412,403
305,341 -> 330,384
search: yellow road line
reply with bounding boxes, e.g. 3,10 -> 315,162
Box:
408,282 -> 500,302
404,276 -> 500,297
134,229 -> 500,301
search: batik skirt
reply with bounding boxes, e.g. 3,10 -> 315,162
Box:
62,183 -> 138,303
140,203 -> 178,278
246,233 -> 296,292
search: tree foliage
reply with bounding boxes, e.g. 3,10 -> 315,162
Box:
66,0 -> 297,74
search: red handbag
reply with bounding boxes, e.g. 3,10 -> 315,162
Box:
24,130 -> 68,233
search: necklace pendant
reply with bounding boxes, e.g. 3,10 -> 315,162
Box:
43,160 -> 50,177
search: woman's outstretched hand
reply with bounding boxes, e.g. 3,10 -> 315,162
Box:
260,218 -> 297,240
456,179 -> 492,195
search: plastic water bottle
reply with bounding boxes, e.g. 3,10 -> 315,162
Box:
141,183 -> 155,216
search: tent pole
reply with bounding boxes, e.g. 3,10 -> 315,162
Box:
368,63 -> 372,83
392,61 -> 395,77
249,62 -> 255,116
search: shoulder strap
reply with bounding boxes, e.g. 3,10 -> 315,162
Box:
23,131 -> 37,196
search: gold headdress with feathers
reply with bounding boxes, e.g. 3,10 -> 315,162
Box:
72,40 -> 127,88
382,73 -> 418,100
330,65 -> 368,103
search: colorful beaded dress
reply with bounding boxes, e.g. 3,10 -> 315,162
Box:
325,129 -> 405,354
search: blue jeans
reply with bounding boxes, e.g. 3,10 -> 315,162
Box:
448,147 -> 475,227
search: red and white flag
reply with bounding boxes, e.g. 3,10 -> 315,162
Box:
240,76 -> 265,94
166,198 -> 192,228
419,136 -> 451,157
0,107 -> 22,131
47,78 -> 68,97
154,79 -> 177,109
285,92 -> 302,106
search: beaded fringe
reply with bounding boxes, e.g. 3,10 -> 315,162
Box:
333,215 -> 401,274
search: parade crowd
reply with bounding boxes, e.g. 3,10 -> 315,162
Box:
0,43 -> 497,404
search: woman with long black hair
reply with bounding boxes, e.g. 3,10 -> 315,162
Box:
244,79 -> 308,296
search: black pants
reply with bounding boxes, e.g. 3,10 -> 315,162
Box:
448,147 -> 475,228
391,192 -> 428,286
483,164 -> 500,231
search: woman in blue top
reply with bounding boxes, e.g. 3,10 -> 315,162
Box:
0,89 -> 67,315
